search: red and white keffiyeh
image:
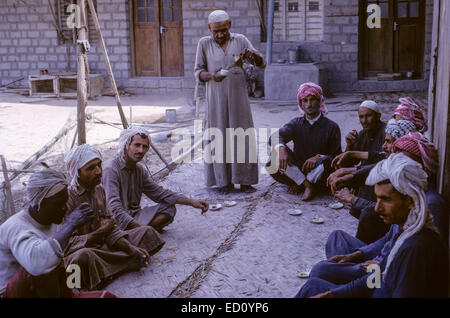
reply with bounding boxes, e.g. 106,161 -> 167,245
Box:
393,97 -> 427,132
297,82 -> 328,115
393,132 -> 438,177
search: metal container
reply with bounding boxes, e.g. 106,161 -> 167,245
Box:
287,49 -> 297,64
165,109 -> 177,123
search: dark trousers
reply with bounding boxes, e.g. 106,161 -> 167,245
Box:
295,230 -> 367,298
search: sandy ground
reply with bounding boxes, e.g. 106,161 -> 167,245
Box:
0,90 -> 427,297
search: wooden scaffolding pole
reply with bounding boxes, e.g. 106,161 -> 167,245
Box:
77,0 -> 88,145
87,0 -> 129,129
1,155 -> 15,217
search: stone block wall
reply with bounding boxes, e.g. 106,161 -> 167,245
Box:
0,0 -> 435,94
0,0 -> 131,89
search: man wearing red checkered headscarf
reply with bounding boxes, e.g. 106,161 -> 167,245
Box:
267,82 -> 341,201
393,97 -> 427,133
297,82 -> 328,115
393,132 -> 438,177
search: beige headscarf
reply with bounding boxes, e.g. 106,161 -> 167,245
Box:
27,169 -> 68,209
64,144 -> 102,187
117,126 -> 151,158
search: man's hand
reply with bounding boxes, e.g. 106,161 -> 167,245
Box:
277,146 -> 288,174
86,218 -> 115,247
326,168 -> 356,193
240,48 -> 263,67
212,68 -> 227,82
65,203 -> 94,229
331,152 -> 352,170
54,203 -> 95,249
190,199 -> 209,214
302,155 -> 321,174
334,187 -> 357,204
328,250 -> 364,264
345,130 -> 358,150
199,69 -> 226,83
311,290 -> 333,298
361,259 -> 379,270
128,246 -> 150,266
98,218 -> 115,236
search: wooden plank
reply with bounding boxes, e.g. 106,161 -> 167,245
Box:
0,155 -> 15,217
87,0 -> 129,129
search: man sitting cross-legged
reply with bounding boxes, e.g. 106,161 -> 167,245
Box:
295,153 -> 448,298
63,144 -> 165,291
0,169 -> 116,298
103,126 -> 209,233
266,82 -> 341,201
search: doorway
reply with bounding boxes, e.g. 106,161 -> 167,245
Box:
359,0 -> 426,79
132,0 -> 184,77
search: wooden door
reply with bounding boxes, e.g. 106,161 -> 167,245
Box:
160,0 -> 184,76
360,0 -> 394,77
393,0 -> 425,76
133,0 -> 184,77
359,0 -> 425,78
134,0 -> 160,76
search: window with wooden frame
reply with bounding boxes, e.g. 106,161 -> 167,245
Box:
56,0 -> 98,44
262,0 -> 324,42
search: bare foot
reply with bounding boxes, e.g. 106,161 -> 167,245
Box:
300,181 -> 314,201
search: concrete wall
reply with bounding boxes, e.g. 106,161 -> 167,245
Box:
0,0 -> 131,89
0,0 -> 435,95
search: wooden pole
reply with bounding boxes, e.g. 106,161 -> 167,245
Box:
0,155 -> 15,217
77,0 -> 88,145
87,0 -> 129,129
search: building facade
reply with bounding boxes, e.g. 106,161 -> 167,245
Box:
0,0 -> 435,95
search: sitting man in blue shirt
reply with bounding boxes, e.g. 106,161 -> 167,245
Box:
295,152 -> 448,298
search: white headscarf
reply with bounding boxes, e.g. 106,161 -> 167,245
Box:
359,100 -> 380,114
385,118 -> 417,140
117,126 -> 151,158
208,10 -> 230,24
64,144 -> 102,187
365,152 -> 437,276
27,169 -> 68,209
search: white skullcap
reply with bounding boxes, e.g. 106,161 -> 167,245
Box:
208,10 -> 230,24
359,100 -> 380,114
65,144 -> 102,188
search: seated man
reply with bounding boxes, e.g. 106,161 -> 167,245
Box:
296,153 -> 448,298
332,131 -> 447,245
393,132 -> 447,246
0,169 -> 115,298
331,119 -> 417,243
266,82 -> 341,201
103,126 -> 209,232
63,144 -> 166,291
332,100 -> 386,169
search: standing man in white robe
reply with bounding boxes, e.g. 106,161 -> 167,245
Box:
194,10 -> 266,193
